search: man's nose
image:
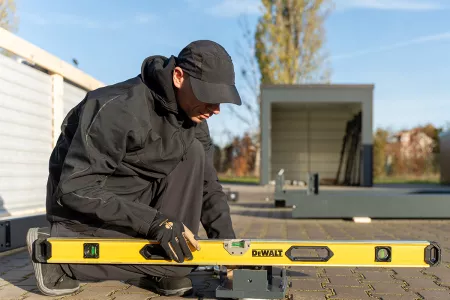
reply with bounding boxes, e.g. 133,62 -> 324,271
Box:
208,104 -> 220,114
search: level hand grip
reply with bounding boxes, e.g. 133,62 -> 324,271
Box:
140,244 -> 170,260
285,246 -> 334,262
33,238 -> 52,263
425,242 -> 441,266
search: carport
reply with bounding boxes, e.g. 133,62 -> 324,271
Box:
440,130 -> 450,184
259,84 -> 374,187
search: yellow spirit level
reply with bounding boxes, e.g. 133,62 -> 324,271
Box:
32,238 -> 440,267
31,237 -> 440,299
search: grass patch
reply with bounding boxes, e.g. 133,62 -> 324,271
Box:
218,175 -> 260,184
217,174 -> 443,185
374,174 -> 441,184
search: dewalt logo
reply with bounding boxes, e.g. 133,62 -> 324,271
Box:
252,249 -> 283,257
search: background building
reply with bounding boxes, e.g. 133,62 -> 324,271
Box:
259,84 -> 374,187
440,131 -> 450,184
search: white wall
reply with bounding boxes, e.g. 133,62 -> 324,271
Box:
440,131 -> 450,184
0,28 -> 104,218
0,55 -> 93,217
63,82 -> 87,116
0,54 -> 53,216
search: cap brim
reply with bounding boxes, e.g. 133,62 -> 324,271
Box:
190,76 -> 242,106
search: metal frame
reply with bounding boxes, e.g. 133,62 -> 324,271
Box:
291,190 -> 450,219
273,172 -> 450,219
216,266 -> 288,299
0,213 -> 48,253
440,130 -> 450,184
274,170 -> 319,207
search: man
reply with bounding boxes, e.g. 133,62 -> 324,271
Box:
26,40 -> 242,297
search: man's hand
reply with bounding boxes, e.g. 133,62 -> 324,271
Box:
147,212 -> 201,263
223,265 -> 239,279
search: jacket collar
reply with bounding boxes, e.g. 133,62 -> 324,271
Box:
140,55 -> 196,128
140,55 -> 179,114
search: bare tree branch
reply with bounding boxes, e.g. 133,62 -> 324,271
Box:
230,14 -> 262,140
0,0 -> 18,32
227,104 -> 254,128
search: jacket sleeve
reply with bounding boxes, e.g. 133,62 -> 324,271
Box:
196,122 -> 236,239
56,94 -> 157,237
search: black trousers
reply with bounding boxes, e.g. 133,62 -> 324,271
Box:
51,139 -> 206,281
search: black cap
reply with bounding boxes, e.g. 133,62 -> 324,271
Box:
175,40 -> 242,106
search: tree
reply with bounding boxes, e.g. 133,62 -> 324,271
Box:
222,16 -> 261,177
420,123 -> 443,153
0,0 -> 19,58
419,123 -> 444,173
255,0 -> 333,84
230,0 -> 333,177
373,128 -> 389,178
0,0 -> 18,32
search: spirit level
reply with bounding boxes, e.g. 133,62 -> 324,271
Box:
31,238 -> 440,299
32,238 -> 440,267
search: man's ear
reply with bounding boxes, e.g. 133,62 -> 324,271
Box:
173,67 -> 184,89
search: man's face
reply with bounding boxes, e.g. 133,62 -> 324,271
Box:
173,67 -> 220,123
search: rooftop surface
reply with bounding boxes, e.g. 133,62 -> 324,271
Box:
1,184 -> 449,299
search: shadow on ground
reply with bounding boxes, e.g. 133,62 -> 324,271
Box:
0,249 -> 220,299
231,208 -> 292,219
409,189 -> 450,194
228,201 -> 275,208
0,249 -> 40,299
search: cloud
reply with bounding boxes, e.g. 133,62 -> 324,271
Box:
207,0 -> 262,17
19,11 -> 124,30
134,13 -> 159,24
186,0 -> 446,18
19,11 -> 157,29
331,31 -> 450,60
185,0 -> 261,18
334,0 -> 446,11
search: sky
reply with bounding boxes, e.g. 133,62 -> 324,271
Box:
10,0 -> 450,146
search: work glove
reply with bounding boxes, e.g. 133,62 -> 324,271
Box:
147,211 -> 201,263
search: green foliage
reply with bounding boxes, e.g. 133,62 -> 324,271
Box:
373,124 -> 445,179
420,123 -> 444,154
418,123 -> 444,173
255,0 -> 333,84
373,128 -> 389,178
0,0 -> 19,58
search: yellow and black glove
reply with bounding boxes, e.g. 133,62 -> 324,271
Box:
147,212 -> 200,263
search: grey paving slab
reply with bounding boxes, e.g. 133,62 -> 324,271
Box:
1,184 -> 450,299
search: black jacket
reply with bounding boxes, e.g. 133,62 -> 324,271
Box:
46,55 -> 235,239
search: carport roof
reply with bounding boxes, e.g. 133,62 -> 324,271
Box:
261,83 -> 375,89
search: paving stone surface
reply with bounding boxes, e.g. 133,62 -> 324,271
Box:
1,183 -> 449,299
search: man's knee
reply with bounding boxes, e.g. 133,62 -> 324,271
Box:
63,263 -> 196,281
184,139 -> 205,166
